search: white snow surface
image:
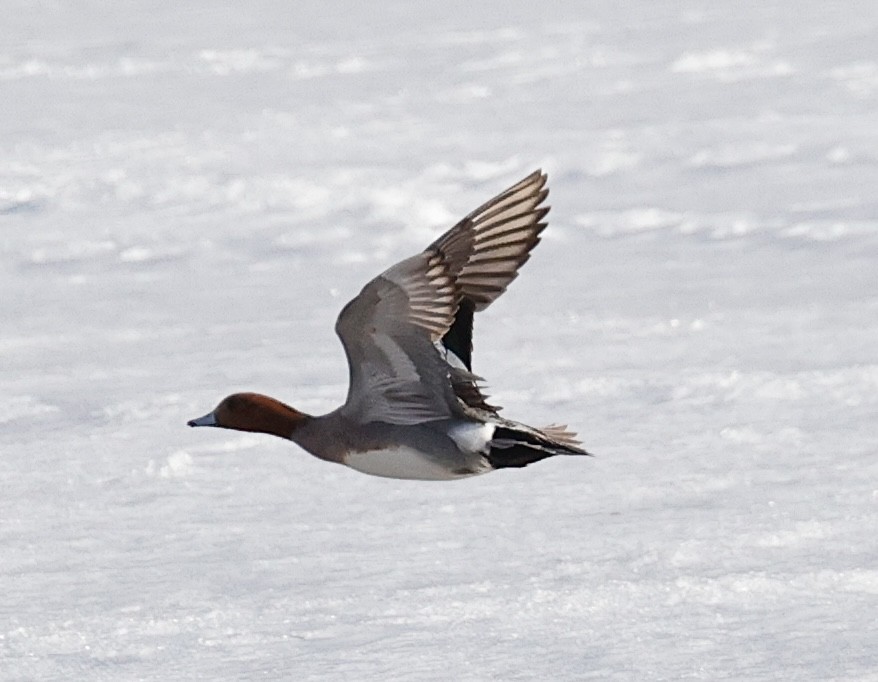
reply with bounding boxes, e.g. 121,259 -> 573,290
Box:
2,2 -> 878,680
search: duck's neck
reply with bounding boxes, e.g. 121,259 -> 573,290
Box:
232,393 -> 311,440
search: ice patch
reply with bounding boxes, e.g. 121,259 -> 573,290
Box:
829,61 -> 878,98
446,83 -> 492,100
754,521 -> 827,548
0,57 -> 171,81
367,186 -> 455,231
841,570 -> 878,595
198,49 -> 285,75
781,221 -> 878,242
672,573 -> 795,605
826,146 -> 852,164
102,395 -> 185,422
575,208 -> 683,236
671,47 -> 794,81
672,49 -> 756,72
146,451 -> 194,478
118,246 -> 152,263
462,50 -> 524,72
0,396 -> 59,423
187,434 -> 266,454
118,245 -> 186,264
438,27 -> 523,46
574,376 -> 642,398
687,143 -> 797,169
29,240 -> 117,265
0,186 -> 49,214
584,133 -> 641,177
288,56 -> 377,80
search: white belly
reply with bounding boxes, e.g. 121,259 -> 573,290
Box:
345,446 -> 483,481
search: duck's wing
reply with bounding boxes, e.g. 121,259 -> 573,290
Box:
432,170 -> 549,371
335,251 -> 462,425
335,170 -> 550,425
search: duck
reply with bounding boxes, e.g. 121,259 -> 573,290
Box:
188,170 -> 590,480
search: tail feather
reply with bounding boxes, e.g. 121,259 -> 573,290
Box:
540,423 -> 584,449
486,423 -> 591,470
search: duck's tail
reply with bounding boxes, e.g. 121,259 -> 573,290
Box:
486,422 -> 591,470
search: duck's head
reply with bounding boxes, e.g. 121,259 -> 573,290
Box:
188,392 -> 308,439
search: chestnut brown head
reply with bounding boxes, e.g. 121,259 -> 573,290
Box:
188,392 -> 308,440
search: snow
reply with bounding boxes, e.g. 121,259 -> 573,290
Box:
2,1 -> 877,679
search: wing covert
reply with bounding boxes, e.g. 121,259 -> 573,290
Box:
335,252 -> 459,424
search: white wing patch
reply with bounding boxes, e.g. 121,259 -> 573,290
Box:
447,422 -> 495,454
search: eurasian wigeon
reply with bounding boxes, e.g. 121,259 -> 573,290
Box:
188,170 -> 590,480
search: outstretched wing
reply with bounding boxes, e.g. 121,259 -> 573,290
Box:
335,170 -> 550,424
335,251 -> 460,425
433,170 -> 549,313
432,170 -> 549,371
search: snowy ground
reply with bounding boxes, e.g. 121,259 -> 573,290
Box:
2,1 -> 878,680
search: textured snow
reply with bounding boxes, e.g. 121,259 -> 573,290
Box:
2,1 -> 877,680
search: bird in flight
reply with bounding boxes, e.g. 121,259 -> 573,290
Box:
188,170 -> 589,480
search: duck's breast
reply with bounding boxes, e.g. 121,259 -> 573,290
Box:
344,445 -> 486,481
